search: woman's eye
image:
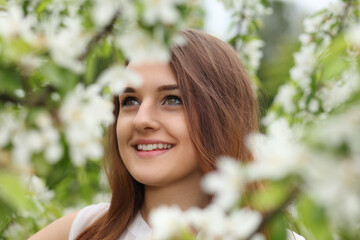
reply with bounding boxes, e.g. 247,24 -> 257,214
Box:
121,96 -> 140,107
162,95 -> 182,105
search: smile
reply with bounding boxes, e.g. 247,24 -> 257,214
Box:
136,143 -> 174,151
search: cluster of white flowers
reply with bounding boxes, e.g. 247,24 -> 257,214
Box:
150,205 -> 263,240
236,39 -> 265,72
97,64 -> 142,95
220,0 -> 272,35
266,0 -> 357,124
346,24 -> 360,49
0,110 -> 62,169
117,30 -> 172,64
59,84 -> 113,166
0,4 -> 38,44
26,175 -> 55,204
201,157 -> 247,210
317,67 -> 360,112
140,0 -> 186,26
272,84 -> 298,114
91,0 -> 188,64
246,119 -> 306,181
45,17 -> 90,73
41,0 -> 87,19
302,104 -> 360,228
3,174 -> 56,239
221,0 -> 272,77
0,1 -> 89,73
289,43 -> 317,91
92,0 -> 120,28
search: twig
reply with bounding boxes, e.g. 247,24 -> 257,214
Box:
78,11 -> 120,61
338,0 -> 353,34
0,85 -> 56,108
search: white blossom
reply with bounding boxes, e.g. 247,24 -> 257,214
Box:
290,43 -> 316,89
317,69 -> 359,112
46,17 -> 90,73
303,15 -> 324,34
20,54 -> 44,72
202,157 -> 247,210
308,98 -> 319,113
346,24 -> 360,49
11,128 -> 43,167
8,114 -> 63,166
227,0 -> 271,77
186,206 -> 227,239
2,222 -> 23,239
310,105 -> 360,155
273,84 -> 297,113
116,29 -> 170,63
92,0 -> 119,27
0,4 -> 37,43
0,112 -> 18,148
246,119 -> 305,180
239,39 -> 264,71
328,0 -> 347,16
304,155 -> 360,228
97,65 -> 143,94
91,0 -> 136,28
59,84 -> 113,166
140,0 -> 185,25
35,113 -> 63,163
226,208 -> 262,240
26,175 -> 55,203
149,205 -> 188,240
299,33 -> 312,45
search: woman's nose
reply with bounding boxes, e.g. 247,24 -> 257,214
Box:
133,101 -> 160,132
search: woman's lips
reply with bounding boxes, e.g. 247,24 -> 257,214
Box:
134,148 -> 172,158
131,139 -> 175,158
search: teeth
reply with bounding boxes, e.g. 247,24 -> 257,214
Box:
136,143 -> 172,151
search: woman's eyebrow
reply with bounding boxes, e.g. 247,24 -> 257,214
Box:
158,84 -> 179,91
123,84 -> 178,93
124,87 -> 135,93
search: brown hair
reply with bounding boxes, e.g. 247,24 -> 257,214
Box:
76,29 -> 258,240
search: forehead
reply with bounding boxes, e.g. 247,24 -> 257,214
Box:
127,61 -> 177,85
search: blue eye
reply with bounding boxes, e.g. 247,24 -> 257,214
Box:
121,96 -> 140,107
162,95 -> 182,105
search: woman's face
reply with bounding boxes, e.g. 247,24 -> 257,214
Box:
116,62 -> 202,187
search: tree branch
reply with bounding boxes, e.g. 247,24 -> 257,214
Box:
338,0 -> 353,34
78,11 -> 121,61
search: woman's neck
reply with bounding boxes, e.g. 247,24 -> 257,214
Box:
140,172 -> 209,223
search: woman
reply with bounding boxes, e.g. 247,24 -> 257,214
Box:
30,29 -> 277,240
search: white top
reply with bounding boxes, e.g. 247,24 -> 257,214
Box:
68,202 -> 151,240
69,202 -> 304,240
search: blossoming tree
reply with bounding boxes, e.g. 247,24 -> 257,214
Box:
0,0 -> 360,239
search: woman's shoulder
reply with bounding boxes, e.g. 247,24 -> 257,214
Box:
68,202 -> 110,240
28,210 -> 80,240
28,202 -> 109,240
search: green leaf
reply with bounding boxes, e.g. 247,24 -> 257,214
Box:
0,67 -> 22,93
297,196 -> 332,240
0,172 -> 36,213
0,198 -> 13,234
35,0 -> 52,15
40,62 -> 79,96
250,181 -> 293,212
267,213 -> 287,240
319,35 -> 350,81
